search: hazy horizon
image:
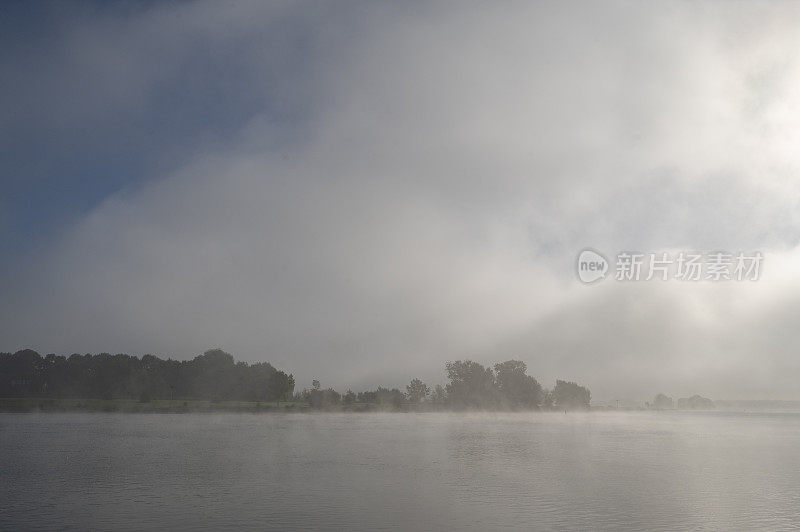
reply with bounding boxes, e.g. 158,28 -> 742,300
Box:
4,1 -> 800,402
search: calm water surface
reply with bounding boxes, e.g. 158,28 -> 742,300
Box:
2,411 -> 800,531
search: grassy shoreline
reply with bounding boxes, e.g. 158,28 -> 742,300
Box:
0,397 -> 452,413
0,397 -> 318,413
2,399 -> 752,414
0,398 -> 557,414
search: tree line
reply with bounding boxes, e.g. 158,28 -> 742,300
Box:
0,349 -> 591,410
0,349 -> 294,403
649,393 -> 715,410
298,359 -> 590,411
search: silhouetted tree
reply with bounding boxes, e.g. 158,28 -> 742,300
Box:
355,387 -> 405,408
406,378 -> 430,404
677,395 -> 715,410
430,384 -> 447,405
357,390 -> 377,403
0,349 -> 293,402
445,360 -> 496,409
494,360 -> 543,409
343,389 -> 356,405
551,380 -> 591,410
652,393 -> 674,410
304,387 -> 341,409
271,370 -> 295,406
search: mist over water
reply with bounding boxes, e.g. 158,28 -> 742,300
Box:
3,411 -> 800,531
4,2 -> 800,529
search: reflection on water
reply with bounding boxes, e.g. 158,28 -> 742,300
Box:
2,411 -> 800,530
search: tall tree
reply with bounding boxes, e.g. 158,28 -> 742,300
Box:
494,360 -> 543,409
551,380 -> 591,410
406,378 -> 430,404
445,360 -> 496,409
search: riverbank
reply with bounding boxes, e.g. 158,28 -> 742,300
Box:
0,397 -> 313,413
0,397 -> 460,413
0,398 -> 568,414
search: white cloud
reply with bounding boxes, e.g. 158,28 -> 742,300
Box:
4,1 -> 800,399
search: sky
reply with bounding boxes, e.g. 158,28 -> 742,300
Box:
3,1 -> 800,401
